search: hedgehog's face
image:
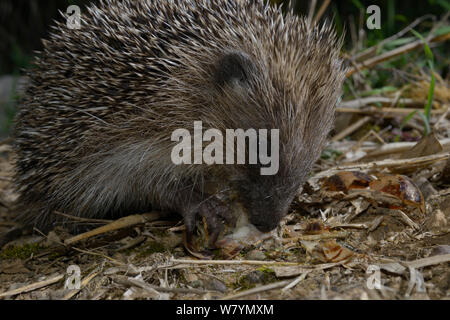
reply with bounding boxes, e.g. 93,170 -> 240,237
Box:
230,168 -> 303,232
210,51 -> 302,232
211,48 -> 342,231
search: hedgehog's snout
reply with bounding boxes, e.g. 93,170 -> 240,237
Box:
243,187 -> 292,233
249,203 -> 287,233
231,174 -> 290,232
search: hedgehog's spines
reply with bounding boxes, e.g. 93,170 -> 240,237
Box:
14,0 -> 346,232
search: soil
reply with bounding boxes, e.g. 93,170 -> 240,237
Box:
0,143 -> 449,300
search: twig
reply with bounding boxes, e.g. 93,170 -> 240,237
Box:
114,275 -> 211,295
309,153 -> 450,185
71,247 -> 127,267
370,130 -> 387,145
403,253 -> 450,269
282,272 -> 309,291
64,212 -> 162,245
433,104 -> 449,131
273,262 -> 343,277
171,259 -> 299,266
0,274 -> 64,298
332,116 -> 371,141
337,107 -> 446,116
425,12 -> 449,43
368,216 -> 384,232
281,231 -> 349,243
331,223 -> 369,230
392,210 -> 420,230
307,0 -> 317,26
346,32 -> 450,78
352,14 -> 435,62
63,272 -> 99,300
364,138 -> 450,158
342,130 -> 386,159
339,97 -> 420,108
117,236 -> 146,252
221,280 -> 291,300
372,247 -> 450,276
312,0 -> 331,25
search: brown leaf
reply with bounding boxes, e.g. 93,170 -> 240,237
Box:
320,240 -> 354,263
400,132 -> 443,159
369,174 -> 425,214
322,171 -> 373,193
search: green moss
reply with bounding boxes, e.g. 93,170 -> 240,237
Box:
0,243 -> 43,260
136,241 -> 167,257
234,268 -> 277,290
256,266 -> 275,274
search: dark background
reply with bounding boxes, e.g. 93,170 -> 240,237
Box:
0,0 -> 448,137
0,0 -> 448,75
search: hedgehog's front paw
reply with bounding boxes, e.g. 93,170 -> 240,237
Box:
182,196 -> 235,252
198,196 -> 236,246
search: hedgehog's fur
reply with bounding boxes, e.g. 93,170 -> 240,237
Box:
13,0 -> 346,235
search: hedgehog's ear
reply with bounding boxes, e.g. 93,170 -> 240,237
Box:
214,51 -> 256,89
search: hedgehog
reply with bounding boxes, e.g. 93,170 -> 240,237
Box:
13,0 -> 346,240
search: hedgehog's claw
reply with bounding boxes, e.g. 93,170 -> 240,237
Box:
182,196 -> 234,251
198,197 -> 230,247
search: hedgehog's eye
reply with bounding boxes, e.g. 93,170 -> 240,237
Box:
214,51 -> 256,89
